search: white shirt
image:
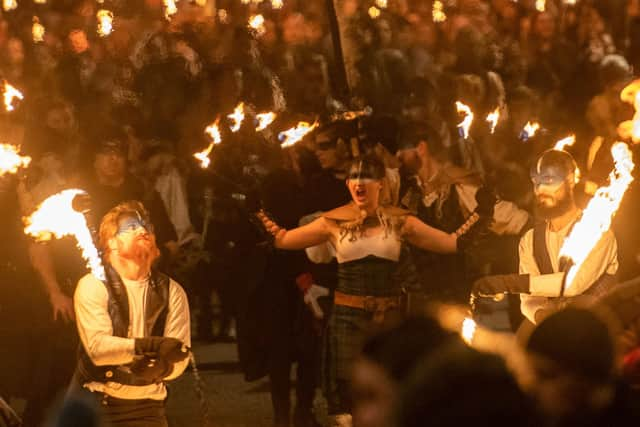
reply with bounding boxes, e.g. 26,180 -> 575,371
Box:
74,273 -> 191,400
519,221 -> 618,323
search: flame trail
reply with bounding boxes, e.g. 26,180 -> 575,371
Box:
255,112 -> 276,131
195,119 -> 221,168
3,81 -> 23,112
96,9 -> 114,37
0,144 -> 31,176
24,189 -> 105,280
619,79 -> 640,144
486,107 -> 500,134
433,1 -> 447,23
456,101 -> 474,139
553,134 -> 576,151
279,121 -> 319,148
227,102 -> 245,132
32,16 -> 45,42
560,142 -> 635,290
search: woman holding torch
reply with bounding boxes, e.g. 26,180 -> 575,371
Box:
257,153 -> 491,425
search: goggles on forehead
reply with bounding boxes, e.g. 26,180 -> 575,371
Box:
347,160 -> 384,182
116,213 -> 151,236
530,173 -> 566,187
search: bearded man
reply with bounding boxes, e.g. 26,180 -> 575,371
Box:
72,201 -> 190,426
473,149 -> 618,325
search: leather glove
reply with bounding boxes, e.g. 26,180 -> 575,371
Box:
304,284 -> 330,319
134,337 -> 189,364
474,185 -> 497,217
472,274 -> 530,296
130,355 -> 172,384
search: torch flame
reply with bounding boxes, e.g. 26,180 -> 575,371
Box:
3,0 -> 16,11
521,121 -> 541,140
618,79 -> 640,144
0,143 -> 31,176
553,134 -> 576,151
227,102 -> 245,132
279,121 -> 319,148
194,143 -> 214,169
96,9 -> 114,37
256,112 -> 276,131
248,14 -> 266,36
433,0 -> 447,23
3,81 -> 23,112
560,142 -> 634,290
375,0 -> 387,8
271,0 -> 283,9
462,317 -> 477,345
486,107 -> 500,134
195,119 -> 222,169
536,0 -> 546,12
456,101 -> 474,140
163,0 -> 178,20
32,16 -> 45,43
24,189 -> 105,280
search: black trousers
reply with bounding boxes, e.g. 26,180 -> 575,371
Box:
85,392 -> 168,427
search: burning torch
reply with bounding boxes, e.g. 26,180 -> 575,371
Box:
455,101 -> 484,176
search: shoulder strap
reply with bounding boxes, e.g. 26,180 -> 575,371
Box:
533,222 -> 555,275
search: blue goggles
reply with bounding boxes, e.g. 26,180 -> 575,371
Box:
116,215 -> 151,236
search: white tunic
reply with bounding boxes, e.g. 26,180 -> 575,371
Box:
74,273 -> 191,400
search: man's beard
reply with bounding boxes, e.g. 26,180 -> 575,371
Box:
535,193 -> 573,219
118,236 -> 160,266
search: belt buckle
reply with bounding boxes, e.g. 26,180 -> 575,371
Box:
363,296 -> 377,313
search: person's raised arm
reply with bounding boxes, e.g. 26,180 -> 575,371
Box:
402,215 -> 457,254
257,211 -> 332,250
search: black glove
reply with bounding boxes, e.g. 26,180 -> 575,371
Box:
474,185 -> 497,217
134,337 -> 189,364
130,356 -> 172,383
472,274 -> 530,296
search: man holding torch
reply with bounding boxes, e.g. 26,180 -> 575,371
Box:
71,200 -> 190,426
472,149 -> 619,325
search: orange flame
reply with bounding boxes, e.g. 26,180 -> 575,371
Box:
256,112 -> 276,131
271,0 -> 283,9
24,189 -> 105,280
560,142 -> 634,290
486,107 -> 500,134
3,81 -> 23,112
3,0 -> 16,11
0,143 -> 31,176
248,14 -> 266,36
163,0 -> 178,20
553,134 -> 576,151
195,119 -> 221,168
535,0 -> 546,12
618,79 -> 640,144
461,317 -> 477,345
96,9 -> 114,37
522,121 -> 540,139
279,121 -> 319,148
227,102 -> 245,132
456,101 -> 474,139
433,1 -> 447,23
32,16 -> 45,42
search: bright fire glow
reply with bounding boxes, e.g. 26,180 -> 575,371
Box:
279,121 -> 319,148
433,1 -> 447,23
456,101 -> 474,140
248,14 -> 266,36
368,6 -> 381,19
34,0 -> 46,3
32,17 -> 45,43
0,143 -> 31,176
163,0 -> 178,20
553,134 -> 576,151
462,317 -> 477,345
96,9 -> 114,37
536,0 -> 546,12
256,112 -> 276,131
271,0 -> 283,9
375,0 -> 387,8
619,80 -> 640,144
560,142 -> 634,290
3,81 -> 23,112
194,143 -> 214,169
521,121 -> 540,140
486,107 -> 500,134
204,119 -> 222,145
3,0 -> 16,11
331,106 -> 373,122
24,189 -> 106,280
195,119 -> 221,169
227,102 -> 245,132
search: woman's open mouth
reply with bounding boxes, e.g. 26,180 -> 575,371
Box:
355,187 -> 367,201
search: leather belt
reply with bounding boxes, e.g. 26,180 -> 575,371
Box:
334,291 -> 402,323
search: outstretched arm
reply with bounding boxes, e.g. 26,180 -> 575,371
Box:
402,215 -> 457,254
257,211 -> 332,250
